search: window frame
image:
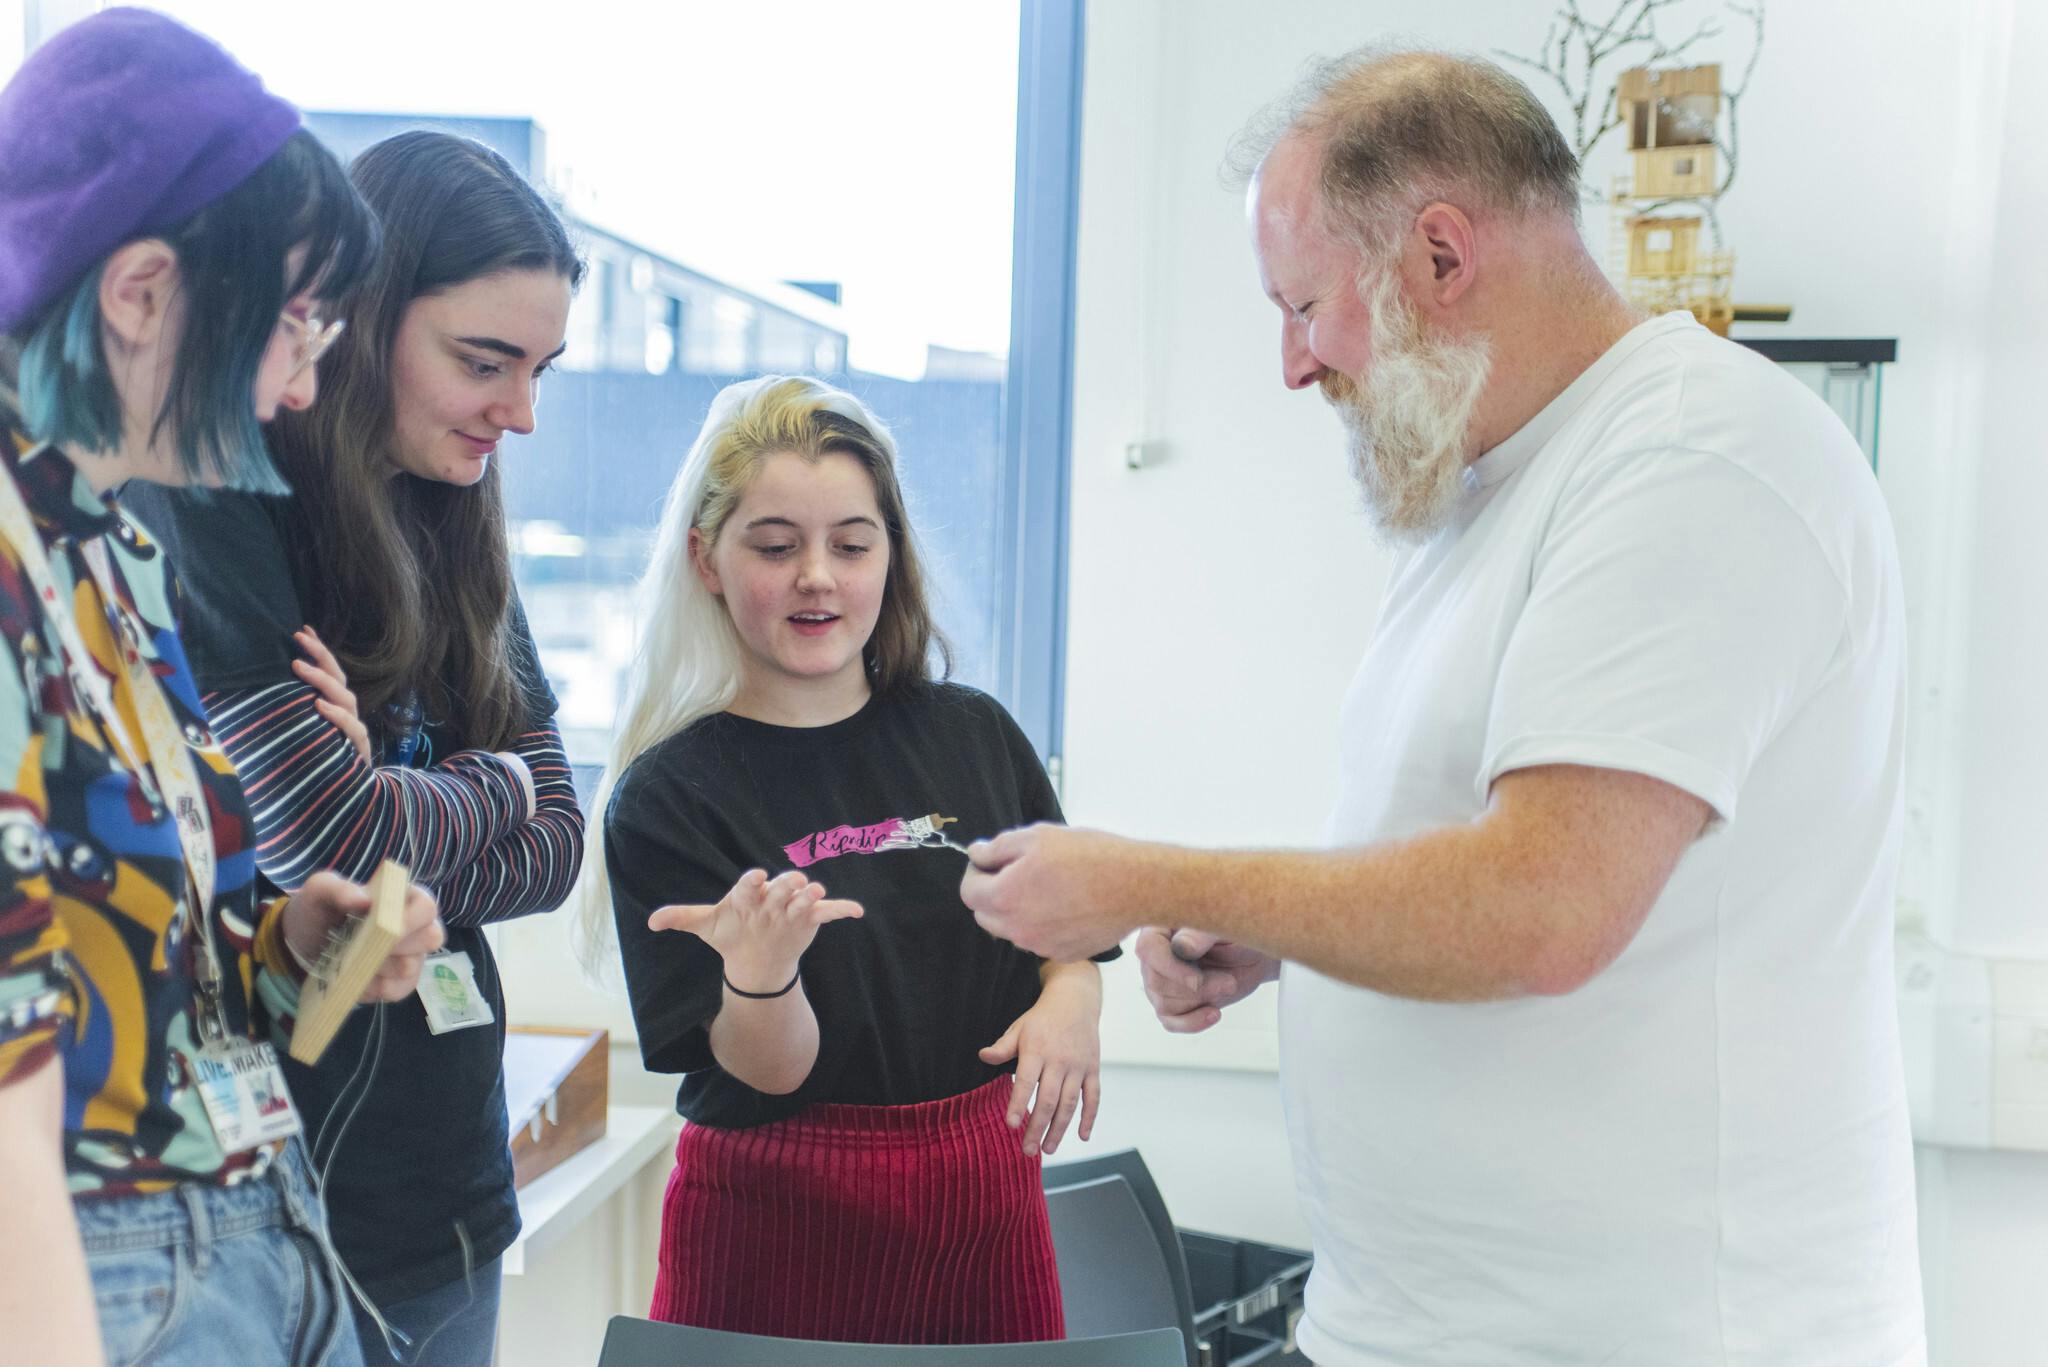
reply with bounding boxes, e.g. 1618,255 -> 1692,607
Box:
996,0 -> 1085,774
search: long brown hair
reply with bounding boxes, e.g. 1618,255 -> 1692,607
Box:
264,132 -> 582,749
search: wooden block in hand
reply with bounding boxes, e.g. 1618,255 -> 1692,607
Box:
288,860 -> 411,1066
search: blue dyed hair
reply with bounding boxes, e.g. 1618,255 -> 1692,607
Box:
17,272 -> 122,458
13,130 -> 379,492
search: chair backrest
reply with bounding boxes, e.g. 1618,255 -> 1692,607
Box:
1043,1151 -> 1198,1367
596,1318 -> 1185,1367
1042,1174 -> 1186,1351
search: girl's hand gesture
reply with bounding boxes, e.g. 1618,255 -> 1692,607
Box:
979,960 -> 1103,1158
649,869 -> 862,993
291,626 -> 371,765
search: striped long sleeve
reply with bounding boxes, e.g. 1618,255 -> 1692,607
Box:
205,682 -> 585,928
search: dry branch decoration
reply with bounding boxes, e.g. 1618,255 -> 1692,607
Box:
1497,0 -> 1765,244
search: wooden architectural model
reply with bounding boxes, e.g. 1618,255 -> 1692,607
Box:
1609,62 -> 1736,334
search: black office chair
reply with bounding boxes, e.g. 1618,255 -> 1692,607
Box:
596,1318 -> 1186,1366
1042,1175 -> 1193,1362
1043,1151 -> 1199,1367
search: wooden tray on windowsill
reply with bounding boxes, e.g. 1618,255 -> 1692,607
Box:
505,1026 -> 608,1190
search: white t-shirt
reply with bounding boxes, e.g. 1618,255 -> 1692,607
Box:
1279,313 -> 1923,1366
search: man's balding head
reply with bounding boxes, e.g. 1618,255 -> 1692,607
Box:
1232,48 -> 1581,258
1237,48 -> 1634,544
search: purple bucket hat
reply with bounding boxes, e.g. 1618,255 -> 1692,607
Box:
0,7 -> 302,333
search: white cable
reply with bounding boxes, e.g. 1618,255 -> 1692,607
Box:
307,1004 -> 415,1358
306,997 -> 486,1363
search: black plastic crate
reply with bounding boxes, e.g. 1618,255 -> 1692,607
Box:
1178,1229 -> 1312,1367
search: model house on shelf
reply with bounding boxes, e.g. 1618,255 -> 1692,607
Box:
1607,62 -> 1736,334
1619,64 -> 1721,197
1626,215 -> 1697,275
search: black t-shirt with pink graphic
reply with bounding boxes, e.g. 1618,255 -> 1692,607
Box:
606,680 -> 1117,1129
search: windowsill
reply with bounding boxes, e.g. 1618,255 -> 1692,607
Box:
503,1104 -> 678,1276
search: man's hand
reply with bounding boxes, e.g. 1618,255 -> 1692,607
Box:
281,870 -> 443,1002
960,824 -> 1138,961
1135,928 -> 1278,1033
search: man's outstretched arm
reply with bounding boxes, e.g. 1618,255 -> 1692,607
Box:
963,763 -> 1710,1003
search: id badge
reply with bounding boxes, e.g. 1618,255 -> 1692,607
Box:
417,950 -> 495,1035
191,1039 -> 302,1152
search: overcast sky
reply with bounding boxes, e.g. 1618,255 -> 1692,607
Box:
15,1 -> 1023,373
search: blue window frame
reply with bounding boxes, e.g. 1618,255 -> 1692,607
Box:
999,0 -> 1085,771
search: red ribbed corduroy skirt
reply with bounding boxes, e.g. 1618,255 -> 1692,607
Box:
648,1076 -> 1064,1344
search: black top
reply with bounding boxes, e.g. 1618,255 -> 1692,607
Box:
123,481 -> 555,1302
607,680 -> 1115,1130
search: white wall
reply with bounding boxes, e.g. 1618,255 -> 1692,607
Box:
1948,0 -> 2048,954
1059,0 -> 2048,1363
1920,1 -> 2048,1360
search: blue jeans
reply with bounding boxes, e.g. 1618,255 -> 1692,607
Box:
77,1140 -> 364,1367
353,1258 -> 503,1367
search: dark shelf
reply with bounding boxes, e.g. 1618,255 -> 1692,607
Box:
1734,337 -> 1897,365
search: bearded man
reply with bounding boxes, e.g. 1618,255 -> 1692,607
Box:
961,46 -> 1925,1366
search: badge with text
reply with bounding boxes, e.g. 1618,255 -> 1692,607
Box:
190,1039 -> 301,1152
417,950 -> 495,1035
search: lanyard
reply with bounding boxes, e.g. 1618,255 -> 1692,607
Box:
0,459 -> 230,1042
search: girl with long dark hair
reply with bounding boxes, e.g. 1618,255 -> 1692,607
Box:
127,131 -> 587,1366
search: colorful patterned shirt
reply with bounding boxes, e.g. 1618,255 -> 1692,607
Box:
0,419 -> 303,1197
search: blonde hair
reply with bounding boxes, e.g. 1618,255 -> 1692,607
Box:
572,375 -> 951,973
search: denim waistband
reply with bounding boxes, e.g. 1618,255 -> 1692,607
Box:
73,1141 -> 323,1259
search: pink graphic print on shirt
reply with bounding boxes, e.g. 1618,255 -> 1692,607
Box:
784,813 -> 958,868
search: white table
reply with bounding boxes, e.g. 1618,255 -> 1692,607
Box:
502,1104 -> 676,1277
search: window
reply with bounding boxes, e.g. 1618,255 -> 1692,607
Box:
562,257 -> 611,374
644,296 -> 681,377
52,0 -> 1081,771
1,1 -> 22,75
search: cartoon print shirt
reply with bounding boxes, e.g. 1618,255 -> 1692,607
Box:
0,424 -> 302,1196
606,680 -> 1116,1130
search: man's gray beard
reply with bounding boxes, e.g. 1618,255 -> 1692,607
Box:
1321,273 -> 1493,544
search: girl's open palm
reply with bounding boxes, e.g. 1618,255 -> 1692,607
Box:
648,869 -> 862,984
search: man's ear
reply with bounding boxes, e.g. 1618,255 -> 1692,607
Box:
97,239 -> 180,352
1405,203 -> 1478,312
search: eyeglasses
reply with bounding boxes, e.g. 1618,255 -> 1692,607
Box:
279,310 -> 346,379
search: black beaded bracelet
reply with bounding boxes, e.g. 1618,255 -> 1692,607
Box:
723,967 -> 801,1000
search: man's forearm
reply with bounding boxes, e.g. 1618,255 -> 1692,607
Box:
969,767 -> 1703,1000
1140,827 -> 1562,1001
1139,769 -> 1698,1001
